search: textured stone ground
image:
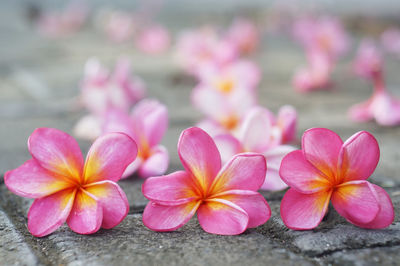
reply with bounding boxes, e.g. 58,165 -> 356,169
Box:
1,1 -> 400,265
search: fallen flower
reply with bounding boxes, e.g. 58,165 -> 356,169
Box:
5,128 -> 137,237
142,127 -> 271,235
103,99 -> 169,178
214,106 -> 297,191
280,128 -> 394,230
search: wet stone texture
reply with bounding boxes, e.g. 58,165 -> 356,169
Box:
1,1 -> 400,265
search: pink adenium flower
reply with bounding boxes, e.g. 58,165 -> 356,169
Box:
136,24 -> 171,54
103,99 -> 169,178
36,0 -> 88,38
74,58 -> 146,140
280,128 -> 394,230
214,106 -> 297,191
142,127 -> 271,235
226,18 -> 259,55
5,128 -> 137,237
349,40 -> 400,126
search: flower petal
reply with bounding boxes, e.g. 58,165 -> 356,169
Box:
102,109 -> 135,139
278,105 -> 297,144
210,153 -> 266,194
138,145 -> 169,178
73,115 -> 102,141
279,150 -> 331,193
348,100 -> 372,122
142,171 -> 198,205
178,127 -> 221,190
280,188 -> 331,230
351,184 -> 394,229
142,200 -> 200,231
215,190 -> 271,228
261,168 -> 288,191
67,189 -> 103,234
5,159 -> 73,198
338,131 -> 379,182
84,132 -> 137,183
213,134 -> 242,164
28,128 -> 84,182
302,128 -> 343,179
131,99 -> 168,147
84,180 -> 129,229
121,158 -> 142,179
28,188 -> 76,237
331,181 -> 380,225
197,198 -> 249,235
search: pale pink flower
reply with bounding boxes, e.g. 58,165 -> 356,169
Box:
293,50 -> 332,92
192,86 -> 256,137
74,58 -> 146,140
37,0 -> 88,38
136,24 -> 171,54
293,16 -> 349,60
381,28 -> 400,56
213,106 -> 297,191
175,27 -> 238,76
280,128 -> 394,230
103,99 -> 169,178
5,128 -> 137,237
142,127 -> 271,235
103,11 -> 136,43
226,18 -> 259,54
353,40 -> 383,81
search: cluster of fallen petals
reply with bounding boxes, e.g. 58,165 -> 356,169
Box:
5,128 -> 137,237
292,16 -> 349,92
280,128 -> 394,230
142,127 -> 271,235
349,39 -> 400,126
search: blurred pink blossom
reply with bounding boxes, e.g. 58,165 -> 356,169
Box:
104,11 -> 136,43
226,18 -> 259,55
103,99 -> 169,178
353,40 -> 383,81
175,27 -> 238,76
381,28 -> 400,56
213,106 -> 297,191
37,0 -> 88,38
136,24 -> 171,54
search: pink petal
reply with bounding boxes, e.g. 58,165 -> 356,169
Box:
213,134 -> 242,164
142,200 -> 201,231
121,158 -> 142,179
102,109 -> 135,139
261,168 -> 288,191
351,184 -> 394,229
131,99 -> 168,147
142,171 -> 197,205
348,100 -> 372,122
84,180 -> 129,229
279,150 -> 331,193
138,145 -> 169,178
277,105 -> 297,144
338,131 -> 379,182
210,153 -> 266,194
302,128 -> 343,179
84,132 -> 137,183
5,159 -> 73,198
178,127 -> 221,190
331,181 -> 380,225
28,188 -> 76,237
67,189 -> 103,234
197,198 -> 249,235
240,107 -> 275,152
280,188 -> 331,230
216,190 -> 271,228
28,128 -> 84,181
73,115 -> 102,141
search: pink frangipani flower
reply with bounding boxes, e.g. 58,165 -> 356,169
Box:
142,127 -> 271,235
103,99 -> 169,178
280,128 -> 394,230
5,128 -> 137,237
136,24 -> 171,54
214,106 -> 297,191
